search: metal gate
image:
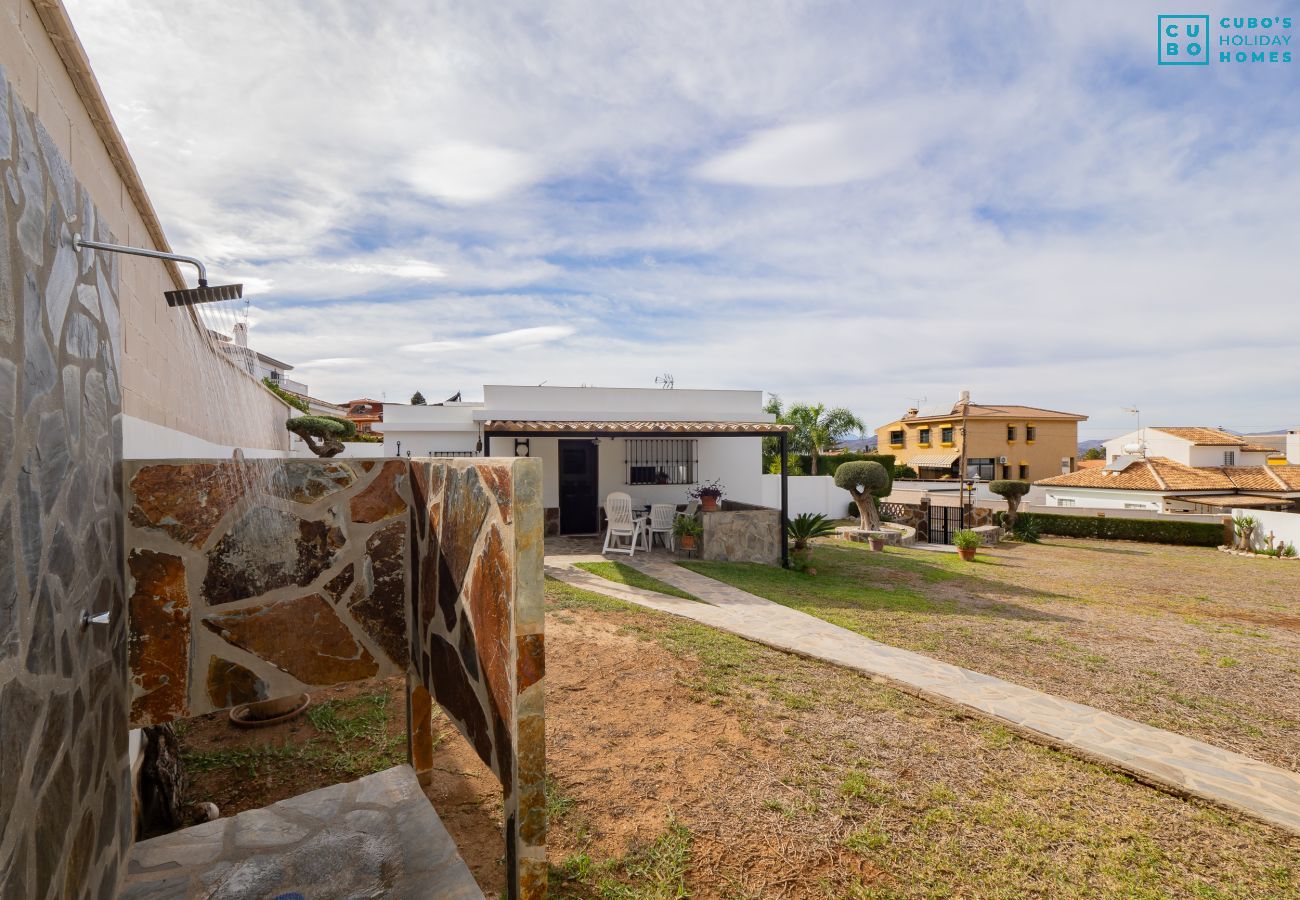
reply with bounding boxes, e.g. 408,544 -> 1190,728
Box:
927,504 -> 964,544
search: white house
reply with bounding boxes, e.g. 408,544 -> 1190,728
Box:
1036,456 -> 1300,513
377,385 -> 789,536
1103,427 -> 1279,468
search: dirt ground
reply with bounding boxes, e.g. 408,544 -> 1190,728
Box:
179,577 -> 1300,897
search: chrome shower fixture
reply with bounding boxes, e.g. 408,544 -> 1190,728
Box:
72,234 -> 243,306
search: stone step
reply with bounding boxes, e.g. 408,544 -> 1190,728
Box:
120,765 -> 483,899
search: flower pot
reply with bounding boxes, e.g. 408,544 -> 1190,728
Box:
700,495 -> 719,512
869,538 -> 885,552
958,547 -> 977,561
680,534 -> 697,551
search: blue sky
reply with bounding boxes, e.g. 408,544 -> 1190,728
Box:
66,1 -> 1299,439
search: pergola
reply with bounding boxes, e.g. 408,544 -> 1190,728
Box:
483,419 -> 796,567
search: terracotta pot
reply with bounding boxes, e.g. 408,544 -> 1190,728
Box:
869,538 -> 885,552
680,534 -> 697,551
700,495 -> 719,512
958,547 -> 977,561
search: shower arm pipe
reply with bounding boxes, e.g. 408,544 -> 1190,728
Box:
73,234 -> 209,286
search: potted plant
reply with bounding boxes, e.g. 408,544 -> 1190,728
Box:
869,533 -> 886,552
673,515 -> 703,552
787,513 -> 836,569
953,529 -> 982,561
689,479 -> 725,512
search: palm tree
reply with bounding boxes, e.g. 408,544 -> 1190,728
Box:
783,402 -> 866,475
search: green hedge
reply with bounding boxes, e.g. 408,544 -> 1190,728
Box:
1020,512 -> 1224,547
799,452 -> 895,478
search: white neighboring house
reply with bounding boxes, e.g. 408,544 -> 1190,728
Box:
1103,427 -> 1280,468
1035,456 -> 1300,514
211,322 -> 310,394
377,385 -> 788,535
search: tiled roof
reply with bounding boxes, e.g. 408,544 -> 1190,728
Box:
1037,457 -> 1235,491
1240,444 -> 1279,454
1168,494 -> 1292,508
902,403 -> 1087,422
483,420 -> 792,435
1151,427 -> 1247,446
1076,459 -> 1107,470
1038,458 -> 1300,493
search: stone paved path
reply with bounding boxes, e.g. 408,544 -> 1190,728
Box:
548,551 -> 1300,836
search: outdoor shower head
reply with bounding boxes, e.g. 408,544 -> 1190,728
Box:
164,282 -> 244,307
72,234 -> 243,307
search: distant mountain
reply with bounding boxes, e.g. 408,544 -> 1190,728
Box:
1078,439 -> 1105,454
837,436 -> 878,452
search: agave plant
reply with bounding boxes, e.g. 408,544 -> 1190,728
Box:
787,513 -> 837,550
1233,515 -> 1258,552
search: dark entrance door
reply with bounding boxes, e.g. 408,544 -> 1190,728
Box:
927,504 -> 964,544
559,440 -> 599,534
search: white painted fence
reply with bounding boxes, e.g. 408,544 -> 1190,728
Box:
1233,509 -> 1300,552
761,474 -> 855,518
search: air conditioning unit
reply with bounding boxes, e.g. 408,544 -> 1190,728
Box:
998,456 -> 1008,464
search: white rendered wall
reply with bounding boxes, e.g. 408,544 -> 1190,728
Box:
1290,431 -> 1300,463
382,428 -> 479,458
123,415 -> 292,459
1040,487 -> 1168,511
1234,509 -> 1300,551
761,475 -> 854,518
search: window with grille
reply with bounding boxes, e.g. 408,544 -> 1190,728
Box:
1057,497 -> 1076,507
941,426 -> 955,443
1223,451 -> 1236,466
889,429 -> 905,445
1026,425 -> 1037,441
429,450 -> 475,457
918,427 -> 931,443
1007,425 -> 1016,441
625,439 -> 697,485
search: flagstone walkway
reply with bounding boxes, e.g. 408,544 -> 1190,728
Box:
546,548 -> 1300,836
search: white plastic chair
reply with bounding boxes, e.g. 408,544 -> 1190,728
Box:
646,504 -> 677,551
677,500 -> 699,520
602,492 -> 646,556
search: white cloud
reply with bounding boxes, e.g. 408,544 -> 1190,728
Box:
63,1 -> 1300,435
405,142 -> 543,204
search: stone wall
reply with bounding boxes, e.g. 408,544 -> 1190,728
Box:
700,500 -> 782,565
409,457 -> 547,900
1,63 -> 131,899
122,458 -> 414,724
121,456 -> 548,899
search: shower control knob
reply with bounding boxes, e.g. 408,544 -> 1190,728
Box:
81,610 -> 111,629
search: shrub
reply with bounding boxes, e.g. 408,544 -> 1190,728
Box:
286,415 -> 356,458
1024,512 -> 1223,547
835,461 -> 890,530
953,529 -> 983,551
989,479 -> 1032,530
892,464 -> 918,480
262,377 -> 309,413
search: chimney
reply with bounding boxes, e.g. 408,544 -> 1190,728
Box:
1288,429 -> 1300,464
959,389 -> 970,404
233,321 -> 249,348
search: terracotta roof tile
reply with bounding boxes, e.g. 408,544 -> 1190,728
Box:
902,403 -> 1087,422
1151,427 -> 1247,446
1038,458 -> 1300,494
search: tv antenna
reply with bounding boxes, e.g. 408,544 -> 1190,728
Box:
655,373 -> 674,389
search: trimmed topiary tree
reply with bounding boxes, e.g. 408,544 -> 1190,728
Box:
989,480 -> 1031,530
834,460 -> 889,531
286,415 -> 357,458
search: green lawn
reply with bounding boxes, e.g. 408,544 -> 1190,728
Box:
677,538 -> 1300,772
573,560 -> 704,603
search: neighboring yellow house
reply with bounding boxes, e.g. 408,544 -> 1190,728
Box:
876,392 -> 1088,482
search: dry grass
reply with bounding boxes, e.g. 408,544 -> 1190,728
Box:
544,578 -> 1300,898
681,537 -> 1300,771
